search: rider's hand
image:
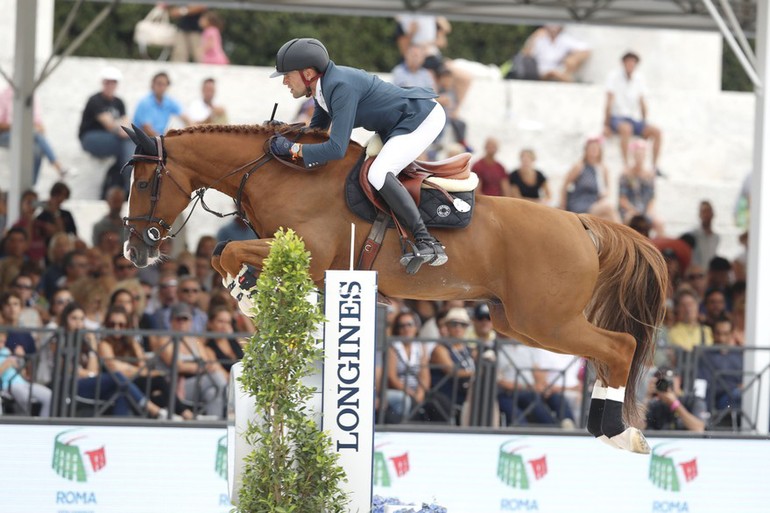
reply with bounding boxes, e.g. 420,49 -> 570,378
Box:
270,135 -> 292,158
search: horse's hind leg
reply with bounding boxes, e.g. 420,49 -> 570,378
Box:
523,315 -> 649,454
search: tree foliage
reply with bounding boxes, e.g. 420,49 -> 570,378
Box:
53,2 -> 750,91
237,229 -> 347,513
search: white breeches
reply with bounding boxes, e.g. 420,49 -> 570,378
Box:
367,101 -> 446,190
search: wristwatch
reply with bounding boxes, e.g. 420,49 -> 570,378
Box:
290,143 -> 301,160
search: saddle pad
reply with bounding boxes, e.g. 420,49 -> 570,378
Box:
345,159 -> 474,229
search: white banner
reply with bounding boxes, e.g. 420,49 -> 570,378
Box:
323,270 -> 378,513
1,424 -> 769,512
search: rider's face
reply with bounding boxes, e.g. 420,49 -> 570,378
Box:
283,70 -> 309,99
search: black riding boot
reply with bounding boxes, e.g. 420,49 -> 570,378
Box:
378,173 -> 448,274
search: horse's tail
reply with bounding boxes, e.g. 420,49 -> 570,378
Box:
578,214 -> 669,427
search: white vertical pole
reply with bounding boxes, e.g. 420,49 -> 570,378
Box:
745,0 -> 770,435
323,270 -> 377,513
8,0 -> 37,226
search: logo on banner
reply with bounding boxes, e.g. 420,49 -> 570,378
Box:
215,435 -> 227,480
373,442 -> 410,487
497,439 -> 548,490
649,443 -> 699,492
52,429 -> 107,483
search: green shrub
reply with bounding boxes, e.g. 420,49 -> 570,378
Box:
237,229 -> 348,513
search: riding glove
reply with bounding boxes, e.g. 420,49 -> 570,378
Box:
270,135 -> 293,157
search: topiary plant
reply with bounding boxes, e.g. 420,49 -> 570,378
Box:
236,228 -> 349,513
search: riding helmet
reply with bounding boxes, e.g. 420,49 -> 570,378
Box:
270,38 -> 330,77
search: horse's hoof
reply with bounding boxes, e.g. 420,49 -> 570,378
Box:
609,427 -> 651,454
597,434 -> 619,449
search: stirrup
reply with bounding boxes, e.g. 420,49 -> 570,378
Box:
399,239 -> 448,274
399,240 -> 427,275
418,238 -> 448,267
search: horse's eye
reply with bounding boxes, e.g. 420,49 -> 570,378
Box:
137,181 -> 149,190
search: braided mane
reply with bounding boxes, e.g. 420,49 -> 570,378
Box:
165,123 -> 330,138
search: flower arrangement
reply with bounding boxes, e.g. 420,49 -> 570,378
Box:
372,495 -> 447,513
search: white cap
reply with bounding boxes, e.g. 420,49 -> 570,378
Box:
101,66 -> 123,82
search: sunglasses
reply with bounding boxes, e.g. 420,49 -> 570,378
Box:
106,321 -> 126,328
446,321 -> 469,328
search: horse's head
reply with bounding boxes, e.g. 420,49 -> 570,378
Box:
122,125 -> 193,267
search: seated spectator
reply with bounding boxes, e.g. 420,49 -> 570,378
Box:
92,186 -> 126,247
78,66 -> 134,197
682,263 -> 708,299
509,149 -> 550,204
0,291 -> 36,356
729,281 -> 746,346
0,85 -> 68,183
205,305 -> 244,374
385,309 -> 430,423
0,329 -> 52,417
98,305 -> 193,420
11,189 -> 47,262
391,44 -> 436,90
35,288 -> 74,385
9,274 -> 43,329
618,140 -> 663,235
521,25 -> 590,82
429,307 -> 476,424
702,288 -> 728,328
156,302 -> 228,418
707,256 -> 733,296
652,234 -> 694,282
532,349 -> 582,426
604,51 -> 663,172
696,316 -> 742,420
645,366 -> 707,432
132,72 -> 190,137
39,233 -> 75,301
0,228 -> 29,291
56,302 -> 161,417
688,200 -> 720,269
187,78 -> 228,125
668,288 -> 713,353
155,275 -> 207,332
36,182 -> 77,248
472,138 -> 509,197
108,287 -> 159,353
561,137 -> 618,222
497,341 -> 574,427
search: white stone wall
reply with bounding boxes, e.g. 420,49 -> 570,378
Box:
0,21 -> 752,260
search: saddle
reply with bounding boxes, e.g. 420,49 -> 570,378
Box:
345,135 -> 478,228
345,135 -> 478,269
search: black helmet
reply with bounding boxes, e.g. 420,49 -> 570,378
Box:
270,38 -> 330,78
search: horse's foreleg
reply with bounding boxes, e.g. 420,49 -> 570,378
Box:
217,238 -> 276,316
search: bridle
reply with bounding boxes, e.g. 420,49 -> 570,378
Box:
122,134 -> 275,248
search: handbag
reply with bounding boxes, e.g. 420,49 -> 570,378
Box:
134,6 -> 177,47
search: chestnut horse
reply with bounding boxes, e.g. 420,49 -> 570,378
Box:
122,123 -> 667,454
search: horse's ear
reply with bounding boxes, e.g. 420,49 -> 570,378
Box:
123,125 -> 140,146
132,124 -> 158,156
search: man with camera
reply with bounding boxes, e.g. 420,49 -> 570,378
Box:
645,367 -> 708,432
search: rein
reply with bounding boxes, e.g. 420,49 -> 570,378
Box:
123,135 -> 272,247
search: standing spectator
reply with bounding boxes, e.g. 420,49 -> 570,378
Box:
521,25 -> 590,82
0,85 -> 68,184
198,11 -> 229,65
391,45 -> 436,90
78,66 -> 134,197
668,288 -> 713,353
92,186 -> 126,247
561,138 -> 618,221
187,78 -> 227,125
472,138 -> 509,196
604,51 -> 663,172
618,140 -> 663,234
132,72 -> 189,137
169,4 -> 207,63
35,182 -> 77,247
689,200 -> 720,269
508,149 -> 550,204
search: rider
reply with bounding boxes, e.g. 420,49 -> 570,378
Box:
269,37 -> 448,273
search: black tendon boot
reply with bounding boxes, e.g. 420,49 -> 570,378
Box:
377,173 -> 448,274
